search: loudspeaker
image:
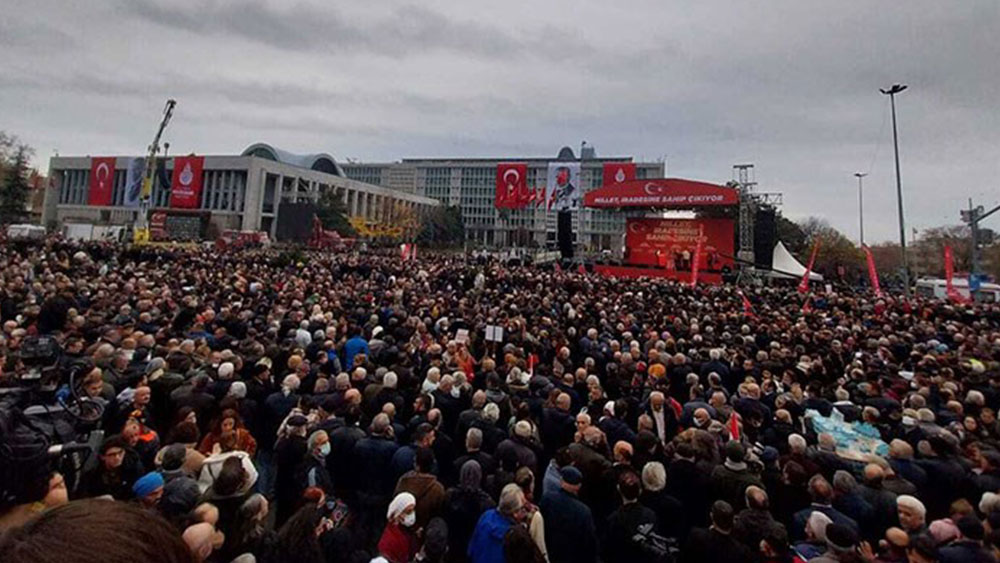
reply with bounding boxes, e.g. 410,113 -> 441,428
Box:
754,207 -> 777,269
275,202 -> 318,243
557,211 -> 574,259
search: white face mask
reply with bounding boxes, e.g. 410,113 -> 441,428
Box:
402,512 -> 416,527
450,387 -> 461,398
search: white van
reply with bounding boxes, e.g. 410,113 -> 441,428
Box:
6,224 -> 46,240
916,277 -> 1000,303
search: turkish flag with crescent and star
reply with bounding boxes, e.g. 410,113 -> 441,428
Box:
602,162 -> 636,187
169,156 -> 205,209
88,157 -> 116,206
495,163 -> 527,209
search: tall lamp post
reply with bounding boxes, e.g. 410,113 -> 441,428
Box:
854,172 -> 867,246
880,83 -> 909,296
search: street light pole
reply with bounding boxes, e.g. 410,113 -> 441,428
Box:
854,172 -> 867,246
880,84 -> 909,297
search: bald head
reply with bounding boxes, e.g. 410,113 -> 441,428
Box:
556,393 -> 571,411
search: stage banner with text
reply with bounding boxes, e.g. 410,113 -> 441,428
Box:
625,217 -> 734,272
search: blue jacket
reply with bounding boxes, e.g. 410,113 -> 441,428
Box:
344,336 -> 370,370
468,509 -> 513,563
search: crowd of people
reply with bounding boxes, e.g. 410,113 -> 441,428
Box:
1,238 -> 999,563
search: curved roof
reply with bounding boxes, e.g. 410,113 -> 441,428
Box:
241,143 -> 344,176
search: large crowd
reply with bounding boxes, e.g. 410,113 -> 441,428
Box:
1,238 -> 1000,563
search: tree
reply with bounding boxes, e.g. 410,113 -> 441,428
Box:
775,211 -> 807,256
795,216 -> 862,281
315,189 -> 356,237
0,145 -> 31,224
417,205 -> 464,247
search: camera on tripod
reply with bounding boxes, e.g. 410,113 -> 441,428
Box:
0,336 -> 105,511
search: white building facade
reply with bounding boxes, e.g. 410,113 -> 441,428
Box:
341,148 -> 664,250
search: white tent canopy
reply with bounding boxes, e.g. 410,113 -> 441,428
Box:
768,241 -> 823,281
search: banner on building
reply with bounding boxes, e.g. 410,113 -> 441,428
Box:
495,163 -> 527,209
87,157 -> 116,206
602,162 -> 636,187
624,217 -> 734,272
169,156 -> 204,209
547,162 -> 581,211
123,157 -> 145,208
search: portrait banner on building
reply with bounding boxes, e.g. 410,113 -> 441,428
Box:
124,157 -> 145,208
87,157 -> 116,206
495,163 -> 527,209
602,162 -> 636,187
169,156 -> 205,209
547,162 -> 581,211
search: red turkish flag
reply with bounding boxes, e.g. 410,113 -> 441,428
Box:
169,156 -> 205,209
88,157 -> 116,206
602,162 -> 636,186
496,163 -> 526,209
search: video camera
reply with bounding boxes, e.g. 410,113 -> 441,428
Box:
0,336 -> 105,510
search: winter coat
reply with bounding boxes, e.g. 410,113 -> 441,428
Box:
468,509 -> 514,563
539,488 -> 597,563
445,486 -> 496,562
354,435 -> 400,495
394,471 -> 446,530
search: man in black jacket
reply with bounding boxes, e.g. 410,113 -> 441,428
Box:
539,467 -> 597,563
681,501 -> 752,563
603,471 -> 658,563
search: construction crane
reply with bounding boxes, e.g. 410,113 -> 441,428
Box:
133,99 -> 176,243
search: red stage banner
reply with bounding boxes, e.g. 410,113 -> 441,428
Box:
495,163 -> 527,209
88,157 -> 116,206
169,156 -> 205,209
798,240 -> 820,294
602,162 -> 636,186
625,218 -> 734,273
690,225 -> 705,287
584,178 -> 737,208
863,245 -> 882,297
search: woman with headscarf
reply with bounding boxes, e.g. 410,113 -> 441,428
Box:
378,492 -> 419,563
445,461 -> 496,563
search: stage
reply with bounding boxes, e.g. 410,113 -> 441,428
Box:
592,264 -> 725,284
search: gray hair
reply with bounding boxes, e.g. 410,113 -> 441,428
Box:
641,462 -> 667,492
897,495 -> 926,519
498,483 -> 525,516
788,433 -> 807,453
832,470 -> 857,493
466,427 -> 483,451
482,403 -> 500,423
307,430 -> 328,451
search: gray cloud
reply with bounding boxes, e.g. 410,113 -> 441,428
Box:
0,0 -> 997,243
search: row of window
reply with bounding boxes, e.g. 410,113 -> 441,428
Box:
57,168 -> 248,212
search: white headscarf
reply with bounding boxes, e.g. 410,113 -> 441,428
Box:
387,492 -> 416,520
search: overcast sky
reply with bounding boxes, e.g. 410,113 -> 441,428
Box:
1,0 -> 997,242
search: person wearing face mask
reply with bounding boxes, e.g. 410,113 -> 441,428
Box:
296,430 -> 333,499
379,492 -> 420,563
